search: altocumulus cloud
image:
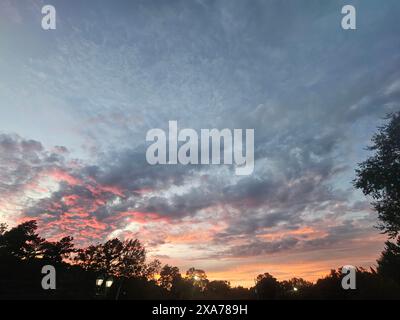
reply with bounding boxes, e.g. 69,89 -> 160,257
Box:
1,0 -> 400,281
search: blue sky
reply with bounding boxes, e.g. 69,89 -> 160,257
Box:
1,0 -> 400,285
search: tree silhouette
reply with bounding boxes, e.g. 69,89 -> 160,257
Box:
377,236 -> 400,285
159,264 -> 182,291
41,236 -> 75,263
0,223 -> 7,236
75,238 -> 152,278
354,112 -> 400,237
312,267 -> 400,299
0,220 -> 44,260
255,273 -> 281,299
143,259 -> 162,280
1,220 -> 399,299
280,277 -> 313,298
205,280 -> 231,299
116,239 -> 146,277
185,267 -> 208,291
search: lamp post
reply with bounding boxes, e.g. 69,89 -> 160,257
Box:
95,276 -> 104,287
95,275 -> 114,299
95,275 -> 124,300
105,277 -> 114,289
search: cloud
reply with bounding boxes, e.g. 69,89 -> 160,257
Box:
0,133 -> 68,220
2,128 -> 372,256
1,0 -> 399,281
229,237 -> 300,257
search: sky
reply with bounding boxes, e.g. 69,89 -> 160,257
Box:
1,0 -> 400,287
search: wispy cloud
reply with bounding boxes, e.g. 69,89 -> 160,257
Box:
1,0 -> 399,284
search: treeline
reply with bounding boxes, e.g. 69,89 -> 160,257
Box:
1,220 -> 400,299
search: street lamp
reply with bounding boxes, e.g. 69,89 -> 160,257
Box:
95,275 -> 114,298
95,274 -> 124,300
105,277 -> 114,288
96,276 -> 104,287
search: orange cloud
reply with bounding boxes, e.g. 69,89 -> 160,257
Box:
49,168 -> 82,186
257,226 -> 328,241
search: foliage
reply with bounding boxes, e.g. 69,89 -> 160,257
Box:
159,264 -> 182,291
1,220 -> 400,299
0,220 -> 44,260
254,273 -> 281,299
41,236 -> 75,263
354,112 -> 400,237
185,267 -> 209,291
75,238 -> 151,278
377,236 -> 400,285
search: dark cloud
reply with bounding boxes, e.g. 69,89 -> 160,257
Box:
228,237 -> 299,257
220,219 -> 377,258
0,133 -> 65,196
301,221 -> 375,251
89,146 -> 193,191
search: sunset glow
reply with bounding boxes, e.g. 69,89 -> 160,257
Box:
1,0 -> 400,289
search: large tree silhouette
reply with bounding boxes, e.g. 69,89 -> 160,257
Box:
354,111 -> 400,289
0,220 -> 44,260
74,238 -> 161,280
354,112 -> 400,238
75,238 -> 147,277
